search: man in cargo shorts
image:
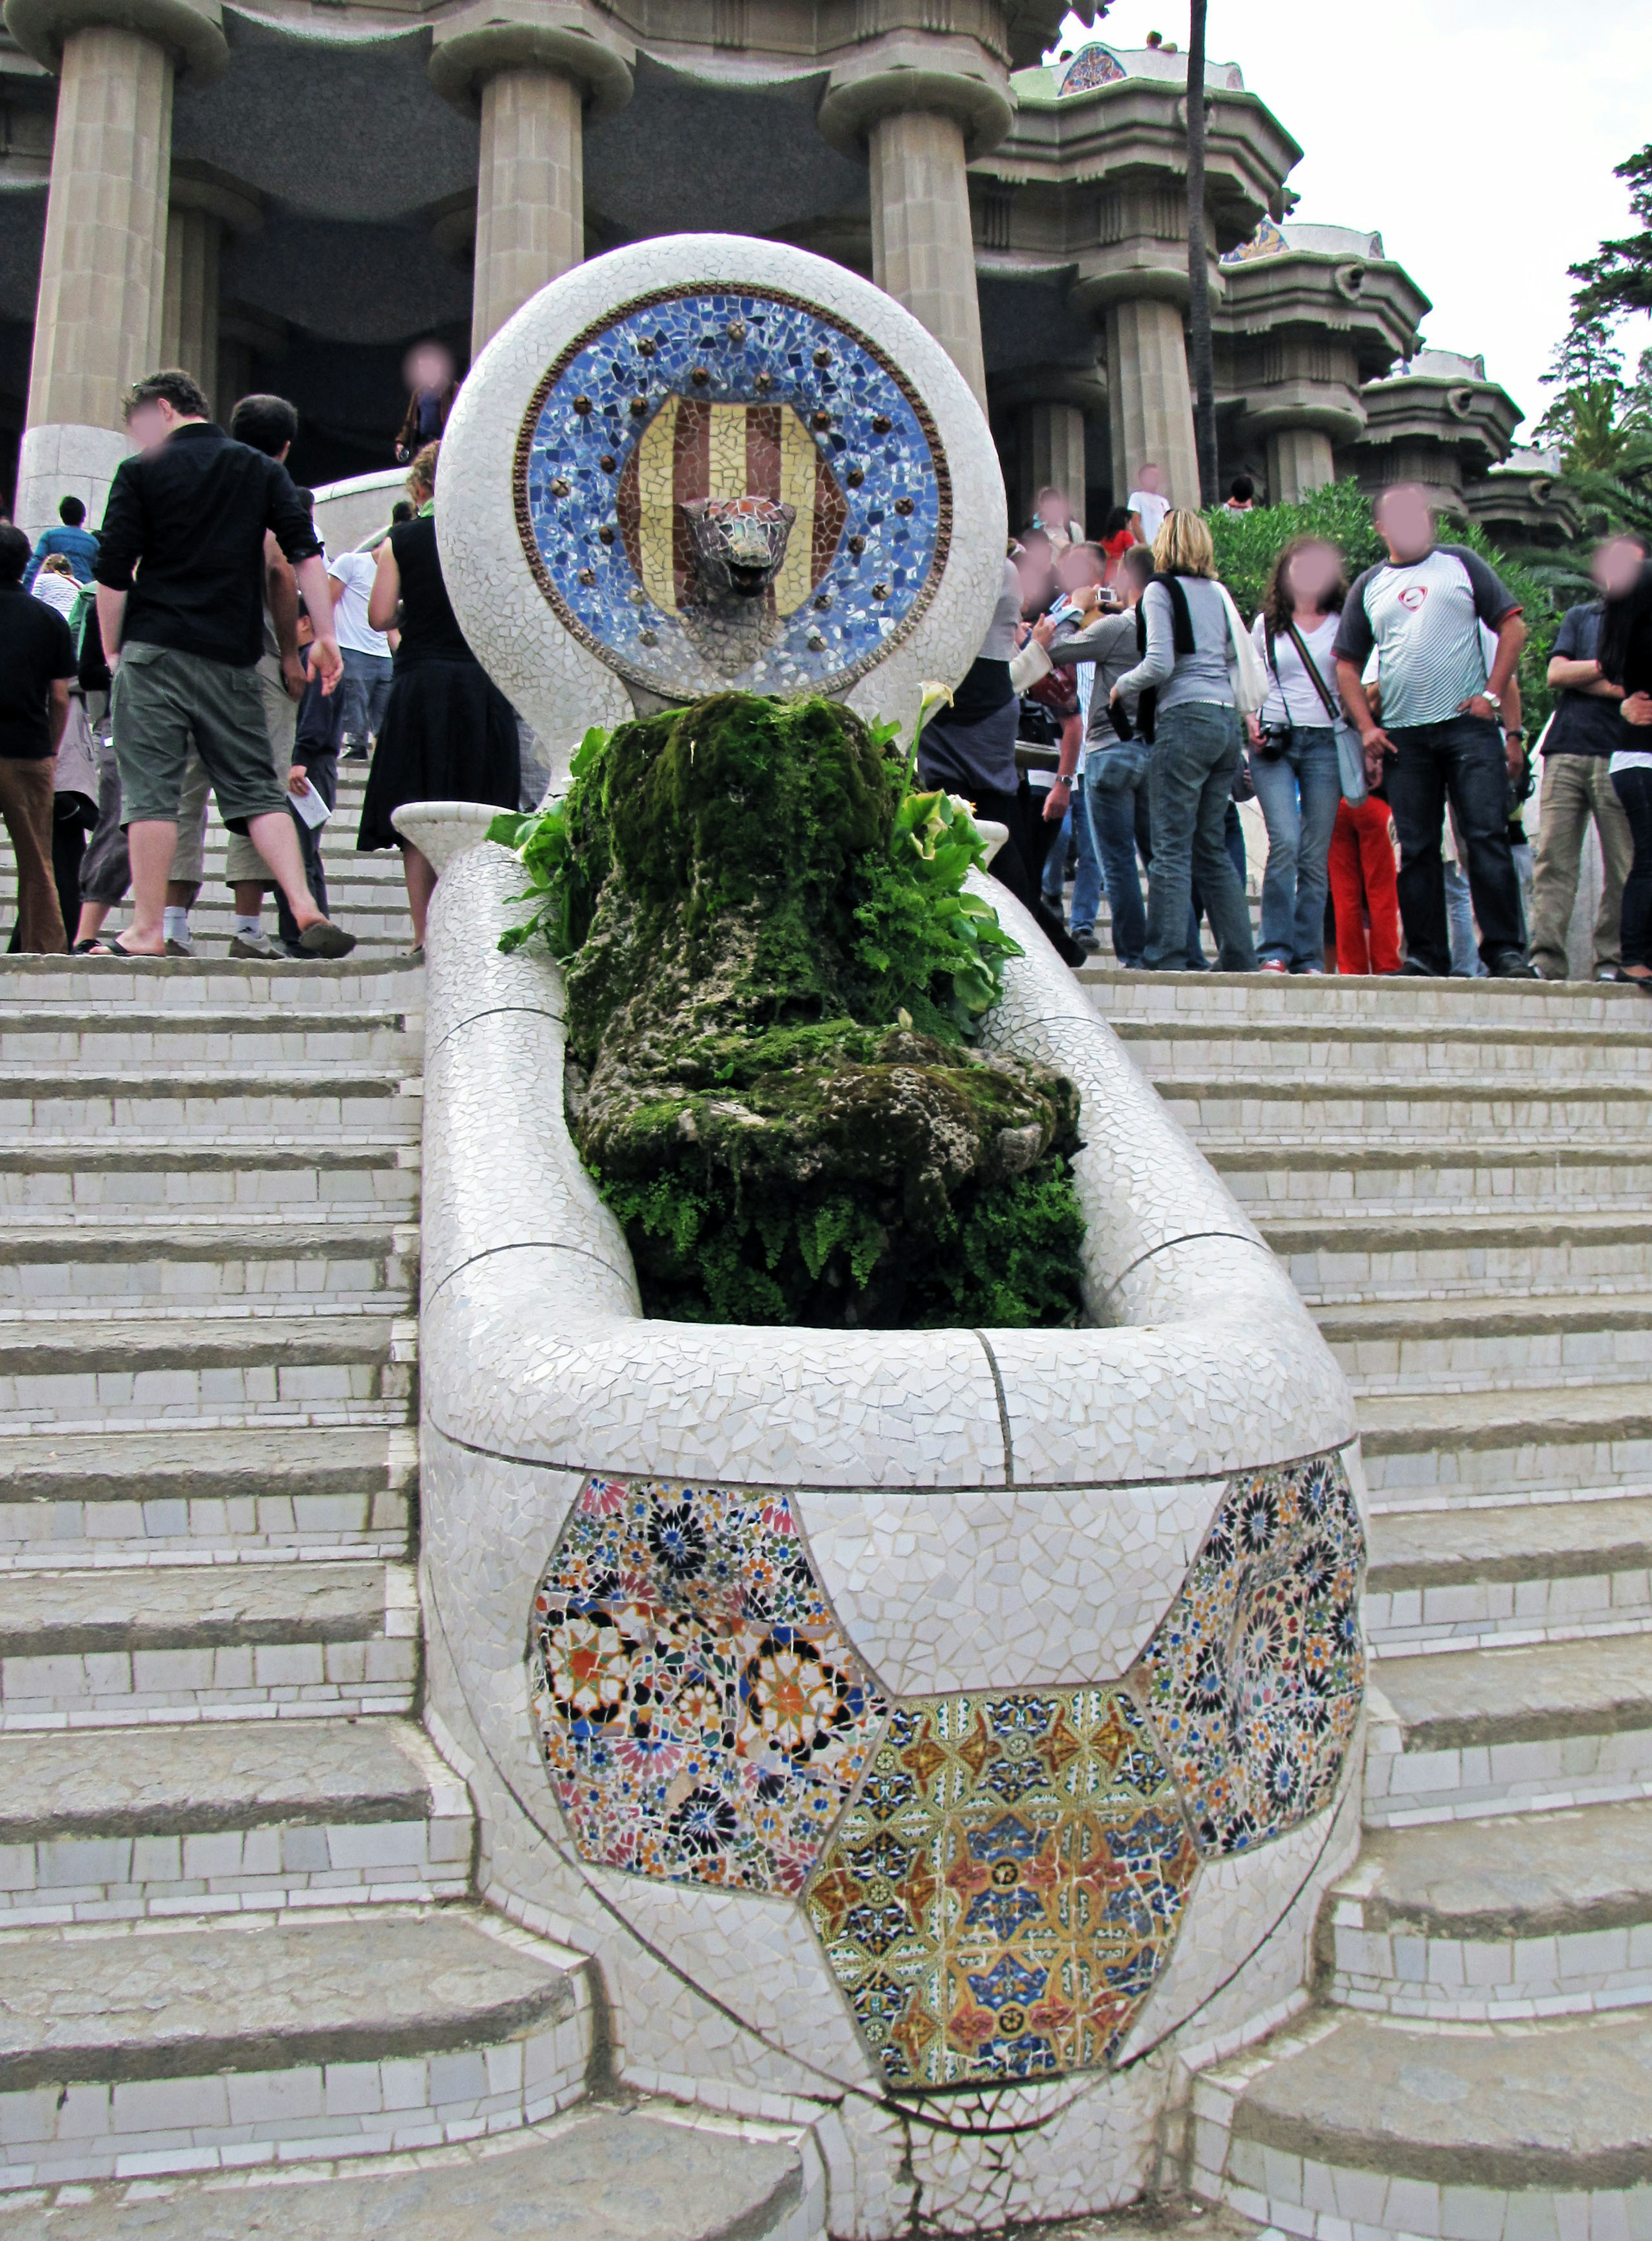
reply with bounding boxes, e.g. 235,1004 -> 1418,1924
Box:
91,370 -> 353,959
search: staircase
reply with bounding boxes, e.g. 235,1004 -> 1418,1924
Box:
1085,967 -> 1652,2241
0,770 -> 823,2236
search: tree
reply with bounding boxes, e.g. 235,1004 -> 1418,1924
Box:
1569,145 -> 1652,326
1184,1 -> 1218,505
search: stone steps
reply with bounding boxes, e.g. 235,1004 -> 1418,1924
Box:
0,1312 -> 414,1433
0,1138 -> 420,1217
1190,2006 -> 1652,2241
0,2099 -> 825,2241
1096,971 -> 1652,2237
0,1557 -> 419,1726
1324,1799 -> 1652,2019
0,1908 -> 593,2190
0,1220 -> 417,1315
1365,1493 -> 1652,1652
0,1713 -> 470,1923
0,1426 -> 416,1565
0,1006 -> 415,1063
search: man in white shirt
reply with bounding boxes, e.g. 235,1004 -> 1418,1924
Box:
1127,465 -> 1168,551
1333,482 -> 1532,977
327,545 -> 394,759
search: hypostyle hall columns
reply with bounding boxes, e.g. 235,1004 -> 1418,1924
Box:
428,3 -> 634,363
160,167 -> 261,421
817,41 -> 1014,414
1100,296 -> 1201,516
3,0 -> 227,531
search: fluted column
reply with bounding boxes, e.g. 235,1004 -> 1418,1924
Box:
428,4 -> 633,360
1265,426 -> 1336,506
817,42 -> 1012,415
160,203 -> 217,399
473,66 -> 583,358
6,0 -> 226,531
1103,297 -> 1200,514
1019,399 -> 1088,519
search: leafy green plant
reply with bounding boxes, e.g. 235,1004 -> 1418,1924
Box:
489,690 -> 1085,1330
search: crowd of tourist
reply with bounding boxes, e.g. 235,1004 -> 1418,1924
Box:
1,383 -> 1651,981
922,466 -> 1652,982
0,367 -> 518,960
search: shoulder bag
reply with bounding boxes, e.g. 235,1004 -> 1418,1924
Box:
1285,618 -> 1367,806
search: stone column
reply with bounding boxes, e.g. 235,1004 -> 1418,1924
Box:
866,109 -> 986,409
817,44 -> 1013,415
158,169 -> 261,420
7,0 -> 227,531
428,4 -> 634,361
1264,425 -> 1335,506
1018,398 -> 1088,520
1103,296 -> 1200,514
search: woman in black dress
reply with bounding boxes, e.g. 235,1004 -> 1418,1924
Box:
361,441 -> 520,954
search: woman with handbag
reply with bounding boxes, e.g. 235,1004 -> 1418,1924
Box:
1110,509 -> 1264,972
1246,537 -> 1352,973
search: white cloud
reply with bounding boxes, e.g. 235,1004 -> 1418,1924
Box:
1056,3 -> 1652,435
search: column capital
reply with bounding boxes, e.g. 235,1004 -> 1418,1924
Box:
170,159 -> 261,236
3,0 -> 225,84
816,36 -> 1014,161
428,2 -> 632,117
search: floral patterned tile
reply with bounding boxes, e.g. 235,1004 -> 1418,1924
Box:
804,1686 -> 1199,2089
530,1475 -> 888,1895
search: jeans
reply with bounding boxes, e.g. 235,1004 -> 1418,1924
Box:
1250,725 -> 1341,970
1069,770 -> 1103,935
1611,765 -> 1652,970
1084,741 -> 1152,965
275,749 -> 337,951
1144,702 -> 1257,972
1443,860 -> 1486,975
1189,800 -> 1248,967
1530,753 -> 1633,977
1385,714 -> 1526,974
336,647 -> 394,751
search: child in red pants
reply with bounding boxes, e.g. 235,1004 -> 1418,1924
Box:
1328,794 -> 1402,974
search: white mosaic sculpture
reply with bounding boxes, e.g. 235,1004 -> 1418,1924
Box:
408,235 -> 1365,2238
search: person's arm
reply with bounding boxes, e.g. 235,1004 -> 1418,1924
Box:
1549,653 -> 1624,697
22,532 -> 51,593
1331,575 -> 1389,775
265,532 -> 304,700
46,676 -> 71,754
367,537 -> 401,635
91,462 -> 142,667
1112,583 -> 1172,703
1480,611 -> 1526,769
96,586 -> 127,668
293,556 -> 341,692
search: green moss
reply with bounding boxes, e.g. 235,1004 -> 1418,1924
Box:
493,693 -> 1088,1329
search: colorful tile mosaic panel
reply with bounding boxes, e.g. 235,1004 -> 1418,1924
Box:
1221,217 -> 1289,264
1134,1454 -> 1365,1856
530,1476 -> 888,1895
804,1688 -> 1198,2090
513,287 -> 949,702
1059,44 -> 1127,93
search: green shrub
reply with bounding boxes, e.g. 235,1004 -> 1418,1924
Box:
490,692 -> 1087,1330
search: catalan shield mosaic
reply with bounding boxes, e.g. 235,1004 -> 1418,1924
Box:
1134,1454 -> 1365,1856
803,1687 -> 1199,2089
513,287 -> 950,701
530,1476 -> 888,1895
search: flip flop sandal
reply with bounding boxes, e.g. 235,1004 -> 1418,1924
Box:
86,935 -> 149,959
297,920 -> 357,959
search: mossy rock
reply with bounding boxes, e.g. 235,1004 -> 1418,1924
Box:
554,692 -> 1086,1328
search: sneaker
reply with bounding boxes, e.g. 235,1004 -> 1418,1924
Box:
1259,959 -> 1290,974
230,930 -> 283,960
1072,929 -> 1100,955
1487,950 -> 1539,979
1401,959 -> 1439,976
164,935 -> 193,957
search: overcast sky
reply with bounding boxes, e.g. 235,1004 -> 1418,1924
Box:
1057,2 -> 1651,439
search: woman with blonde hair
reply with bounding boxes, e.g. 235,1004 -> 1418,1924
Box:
359,440 -> 519,957
1110,507 -> 1261,970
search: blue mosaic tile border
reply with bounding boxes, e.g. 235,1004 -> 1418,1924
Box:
512,284 -> 953,703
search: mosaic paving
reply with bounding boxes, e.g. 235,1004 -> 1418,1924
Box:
530,1477 -> 888,1894
804,1688 -> 1199,2089
513,287 -> 949,701
1134,1455 -> 1365,1856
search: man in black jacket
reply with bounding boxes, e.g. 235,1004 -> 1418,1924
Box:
91,369 -> 353,958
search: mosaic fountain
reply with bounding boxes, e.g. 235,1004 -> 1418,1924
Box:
400,235 -> 1364,2237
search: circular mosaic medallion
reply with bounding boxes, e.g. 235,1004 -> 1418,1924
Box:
514,287 -> 952,702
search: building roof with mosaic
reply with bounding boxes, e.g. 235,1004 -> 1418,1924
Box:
0,0 -> 1569,539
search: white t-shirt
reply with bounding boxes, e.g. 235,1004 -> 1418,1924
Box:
31,573 -> 79,623
1128,489 -> 1168,549
1334,544 -> 1517,729
1252,612 -> 1342,729
327,547 -> 391,659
